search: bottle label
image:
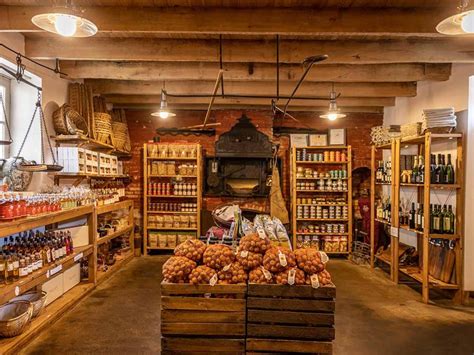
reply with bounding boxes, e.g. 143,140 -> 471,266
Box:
7,263 -> 13,272
444,217 -> 450,231
38,260 -> 43,269
46,251 -> 52,263
19,267 -> 27,277
13,261 -> 19,268
0,264 -> 4,272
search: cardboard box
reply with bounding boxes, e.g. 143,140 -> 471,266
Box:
63,264 -> 81,293
41,273 -> 64,306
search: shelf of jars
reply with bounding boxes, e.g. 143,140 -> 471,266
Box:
370,132 -> 465,304
291,146 -> 353,254
143,143 -> 202,254
0,203 -> 97,353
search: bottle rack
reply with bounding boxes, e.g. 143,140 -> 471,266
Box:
143,143 -> 202,254
370,133 -> 466,304
290,146 -> 353,254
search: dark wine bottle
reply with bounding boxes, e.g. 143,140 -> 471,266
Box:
409,202 -> 416,229
434,154 -> 442,184
430,154 -> 436,184
445,154 -> 455,184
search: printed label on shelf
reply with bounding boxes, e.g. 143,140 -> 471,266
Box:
390,227 -> 399,238
15,286 -> 20,296
49,264 -> 63,277
74,252 -> 84,262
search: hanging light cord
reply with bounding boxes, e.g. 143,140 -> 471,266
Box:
0,43 -> 68,76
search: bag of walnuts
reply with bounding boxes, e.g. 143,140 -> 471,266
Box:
263,246 -> 296,273
239,233 -> 272,254
217,262 -> 248,284
236,249 -> 263,270
306,269 -> 333,288
203,244 -> 235,270
174,239 -> 207,262
189,265 -> 218,285
249,266 -> 273,284
294,248 -> 328,275
275,267 -> 306,285
162,256 -> 196,283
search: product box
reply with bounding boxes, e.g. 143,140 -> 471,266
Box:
63,264 -> 81,293
41,273 -> 64,306
117,161 -> 124,175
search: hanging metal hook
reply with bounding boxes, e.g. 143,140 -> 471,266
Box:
15,55 -> 25,82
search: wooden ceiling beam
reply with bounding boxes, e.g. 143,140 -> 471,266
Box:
61,61 -> 452,82
0,6 -> 452,36
103,94 -> 395,107
26,37 -> 474,64
86,79 -> 416,98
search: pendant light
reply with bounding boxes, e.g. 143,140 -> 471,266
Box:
437,0 -> 474,35
151,89 -> 176,119
31,0 -> 98,38
320,83 -> 346,121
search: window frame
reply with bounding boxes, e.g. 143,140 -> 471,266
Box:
0,75 -> 11,159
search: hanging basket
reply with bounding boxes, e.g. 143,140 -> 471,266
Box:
94,112 -> 114,145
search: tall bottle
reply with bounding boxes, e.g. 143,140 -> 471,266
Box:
445,154 -> 455,184
411,156 -> 419,184
444,205 -> 455,234
434,154 -> 443,183
415,203 -> 424,231
5,253 -> 14,284
409,202 -> 416,229
417,155 -> 424,183
430,154 -> 437,183
429,204 -> 434,233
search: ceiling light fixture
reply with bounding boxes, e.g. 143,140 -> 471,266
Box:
320,83 -> 346,121
31,0 -> 98,37
437,0 -> 474,35
151,89 -> 176,119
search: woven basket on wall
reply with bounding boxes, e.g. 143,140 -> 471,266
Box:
111,121 -> 131,152
53,104 -> 89,136
94,112 -> 114,145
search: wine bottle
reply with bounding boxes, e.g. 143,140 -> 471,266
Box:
409,202 -> 416,229
435,154 -> 442,183
429,204 -> 434,233
418,155 -> 424,183
445,154 -> 455,184
411,156 -> 419,184
430,154 -> 436,183
445,205 -> 455,234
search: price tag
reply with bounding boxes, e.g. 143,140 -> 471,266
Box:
278,251 -> 288,267
310,274 -> 320,289
46,270 -> 50,279
209,274 -> 218,286
257,227 -> 266,240
222,264 -> 232,272
74,252 -> 84,262
390,227 -> 399,238
240,250 -> 249,258
15,286 -> 20,296
319,251 -> 329,264
262,267 -> 272,281
49,264 -> 63,277
288,269 -> 296,285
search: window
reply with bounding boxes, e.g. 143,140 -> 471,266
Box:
0,75 -> 10,159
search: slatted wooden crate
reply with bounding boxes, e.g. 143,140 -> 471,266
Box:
246,283 -> 336,354
160,282 -> 246,354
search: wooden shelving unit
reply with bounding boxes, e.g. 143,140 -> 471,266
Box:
52,134 -> 131,158
370,133 -> 466,304
0,206 -> 97,354
143,143 -> 202,254
291,146 -> 353,254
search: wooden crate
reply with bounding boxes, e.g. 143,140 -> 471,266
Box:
161,282 -> 246,354
246,283 -> 336,354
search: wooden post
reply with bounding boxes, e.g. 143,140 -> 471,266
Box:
392,138 -> 400,284
347,146 -> 353,254
370,145 -> 376,268
89,208 -> 98,285
454,135 -> 466,304
422,133 -> 431,303
196,144 -> 202,238
143,143 -> 148,256
291,147 -> 297,249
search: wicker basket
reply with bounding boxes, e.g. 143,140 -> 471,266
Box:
65,106 -> 88,136
112,121 -> 131,152
370,126 -> 390,146
94,112 -> 114,145
0,301 -> 33,338
52,105 -> 69,135
401,122 -> 422,139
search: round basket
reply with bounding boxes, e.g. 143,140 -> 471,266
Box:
65,106 -> 88,136
52,105 -> 69,135
10,291 -> 47,318
94,113 -> 113,144
0,301 -> 33,338
111,121 -> 130,151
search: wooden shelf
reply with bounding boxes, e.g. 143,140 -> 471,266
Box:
399,183 -> 460,189
147,195 -> 198,198
296,232 -> 349,236
52,134 -> 131,158
297,218 -> 348,222
96,200 -> 133,215
97,225 -> 133,245
296,146 -> 348,150
147,227 -> 197,231
97,250 -> 134,283
53,173 -> 129,180
0,245 -> 93,305
0,205 -> 94,239
375,253 -> 391,266
147,211 -> 197,214
296,190 -> 348,193
147,246 -> 175,250
375,142 -> 392,149
399,266 -> 459,290
296,177 -> 348,180
296,204 -> 348,207
147,157 -> 197,161
399,225 -> 423,235
296,161 -> 348,164
375,182 -> 391,185
0,282 -> 94,355
401,133 -> 462,145
149,175 -> 197,178
375,218 -> 391,226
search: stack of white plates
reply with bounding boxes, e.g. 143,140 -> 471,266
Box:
422,108 -> 456,131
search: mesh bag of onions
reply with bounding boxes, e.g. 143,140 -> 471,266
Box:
203,244 -> 235,270
189,265 -> 218,285
217,262 -> 248,284
263,246 -> 296,273
236,249 -> 263,270
239,233 -> 272,254
174,239 -> 207,262
162,256 -> 196,283
249,266 -> 273,284
294,248 -> 328,274
306,269 -> 333,288
275,267 -> 306,285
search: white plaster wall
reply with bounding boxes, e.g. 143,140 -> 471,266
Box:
384,63 -> 474,291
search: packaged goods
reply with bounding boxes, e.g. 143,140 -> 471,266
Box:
174,239 -> 206,262
249,266 -> 273,284
162,256 -> 196,283
203,244 -> 235,270
217,262 -> 248,284
253,215 -> 291,247
275,267 -> 306,285
189,265 -> 218,285
294,248 -> 328,274
263,247 -> 296,273
239,233 -> 272,254
236,249 -> 263,270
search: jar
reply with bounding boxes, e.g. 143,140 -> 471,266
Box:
329,151 -> 335,162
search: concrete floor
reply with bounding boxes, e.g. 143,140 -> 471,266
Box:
21,257 -> 474,355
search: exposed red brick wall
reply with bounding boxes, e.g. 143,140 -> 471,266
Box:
123,109 -> 383,229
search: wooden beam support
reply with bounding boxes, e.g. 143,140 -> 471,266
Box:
86,79 -> 416,98
103,94 -> 395,107
60,61 -> 452,82
0,6 -> 452,36
26,37 -> 474,64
